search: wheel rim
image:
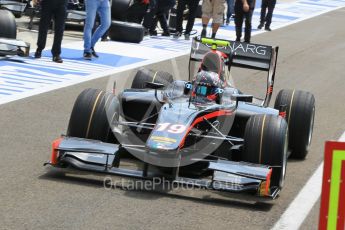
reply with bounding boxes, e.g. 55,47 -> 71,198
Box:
280,130 -> 288,188
306,106 -> 315,150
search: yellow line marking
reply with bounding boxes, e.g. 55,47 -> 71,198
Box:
259,115 -> 267,163
86,91 -> 103,138
288,90 -> 295,125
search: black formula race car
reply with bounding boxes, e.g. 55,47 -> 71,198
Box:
45,38 -> 315,201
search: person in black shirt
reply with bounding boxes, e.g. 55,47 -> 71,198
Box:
234,0 -> 255,43
149,0 -> 176,36
173,0 -> 200,40
33,0 -> 67,63
257,0 -> 276,31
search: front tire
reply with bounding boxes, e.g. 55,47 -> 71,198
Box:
67,88 -> 119,143
242,114 -> 288,189
274,89 -> 315,159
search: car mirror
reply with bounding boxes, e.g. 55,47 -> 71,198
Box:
145,82 -> 165,90
231,94 -> 253,104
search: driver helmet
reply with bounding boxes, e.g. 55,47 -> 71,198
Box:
200,51 -> 226,82
192,70 -> 223,102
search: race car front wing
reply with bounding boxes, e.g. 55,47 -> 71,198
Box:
0,38 -> 30,57
45,137 -> 280,201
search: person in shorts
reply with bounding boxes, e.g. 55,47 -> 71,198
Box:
201,0 -> 226,39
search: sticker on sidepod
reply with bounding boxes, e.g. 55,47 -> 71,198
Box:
148,135 -> 178,150
150,136 -> 177,144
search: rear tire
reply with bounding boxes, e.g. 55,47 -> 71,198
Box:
242,114 -> 288,188
131,68 -> 174,89
274,89 -> 315,159
109,20 -> 144,43
0,9 -> 17,39
67,88 -> 119,143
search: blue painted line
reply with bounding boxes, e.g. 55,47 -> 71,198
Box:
0,76 -> 52,84
0,49 -> 147,84
298,1 -> 338,7
252,12 -> 299,20
1,84 -> 33,90
1,61 -> 88,78
0,73 -> 63,83
0,92 -> 11,95
0,88 -> 23,92
256,0 -> 262,8
38,48 -> 146,68
152,45 -> 171,50
3,81 -> 24,85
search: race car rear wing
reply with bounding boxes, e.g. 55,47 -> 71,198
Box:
189,37 -> 279,107
190,37 -> 278,71
0,37 -> 30,57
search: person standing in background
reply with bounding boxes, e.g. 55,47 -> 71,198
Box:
33,0 -> 67,63
126,0 -> 151,24
142,0 -> 157,35
234,0 -> 256,43
201,0 -> 226,39
149,0 -> 176,36
83,0 -> 111,60
225,0 -> 234,25
257,0 -> 276,31
173,0 -> 200,40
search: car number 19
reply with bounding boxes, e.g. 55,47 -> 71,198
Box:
156,123 -> 187,134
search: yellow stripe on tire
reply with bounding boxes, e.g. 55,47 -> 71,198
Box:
86,91 -> 103,138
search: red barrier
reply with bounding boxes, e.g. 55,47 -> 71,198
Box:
319,141 -> 345,230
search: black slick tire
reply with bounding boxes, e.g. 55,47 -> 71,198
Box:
131,68 -> 174,89
274,89 -> 315,159
67,88 -> 119,143
243,114 -> 288,189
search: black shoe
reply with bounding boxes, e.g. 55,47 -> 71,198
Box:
184,33 -> 190,40
226,18 -> 230,25
101,37 -> 110,41
265,27 -> 272,31
34,49 -> 42,58
149,30 -> 158,36
83,52 -> 92,60
173,31 -> 182,39
257,23 -> 264,29
52,55 -> 63,63
201,29 -> 206,38
161,31 -> 170,37
91,48 -> 99,58
235,37 -> 240,42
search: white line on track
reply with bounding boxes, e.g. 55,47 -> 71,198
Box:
340,131 -> 345,142
271,131 -> 345,230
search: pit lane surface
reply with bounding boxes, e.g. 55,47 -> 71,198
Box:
1,8 -> 345,230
